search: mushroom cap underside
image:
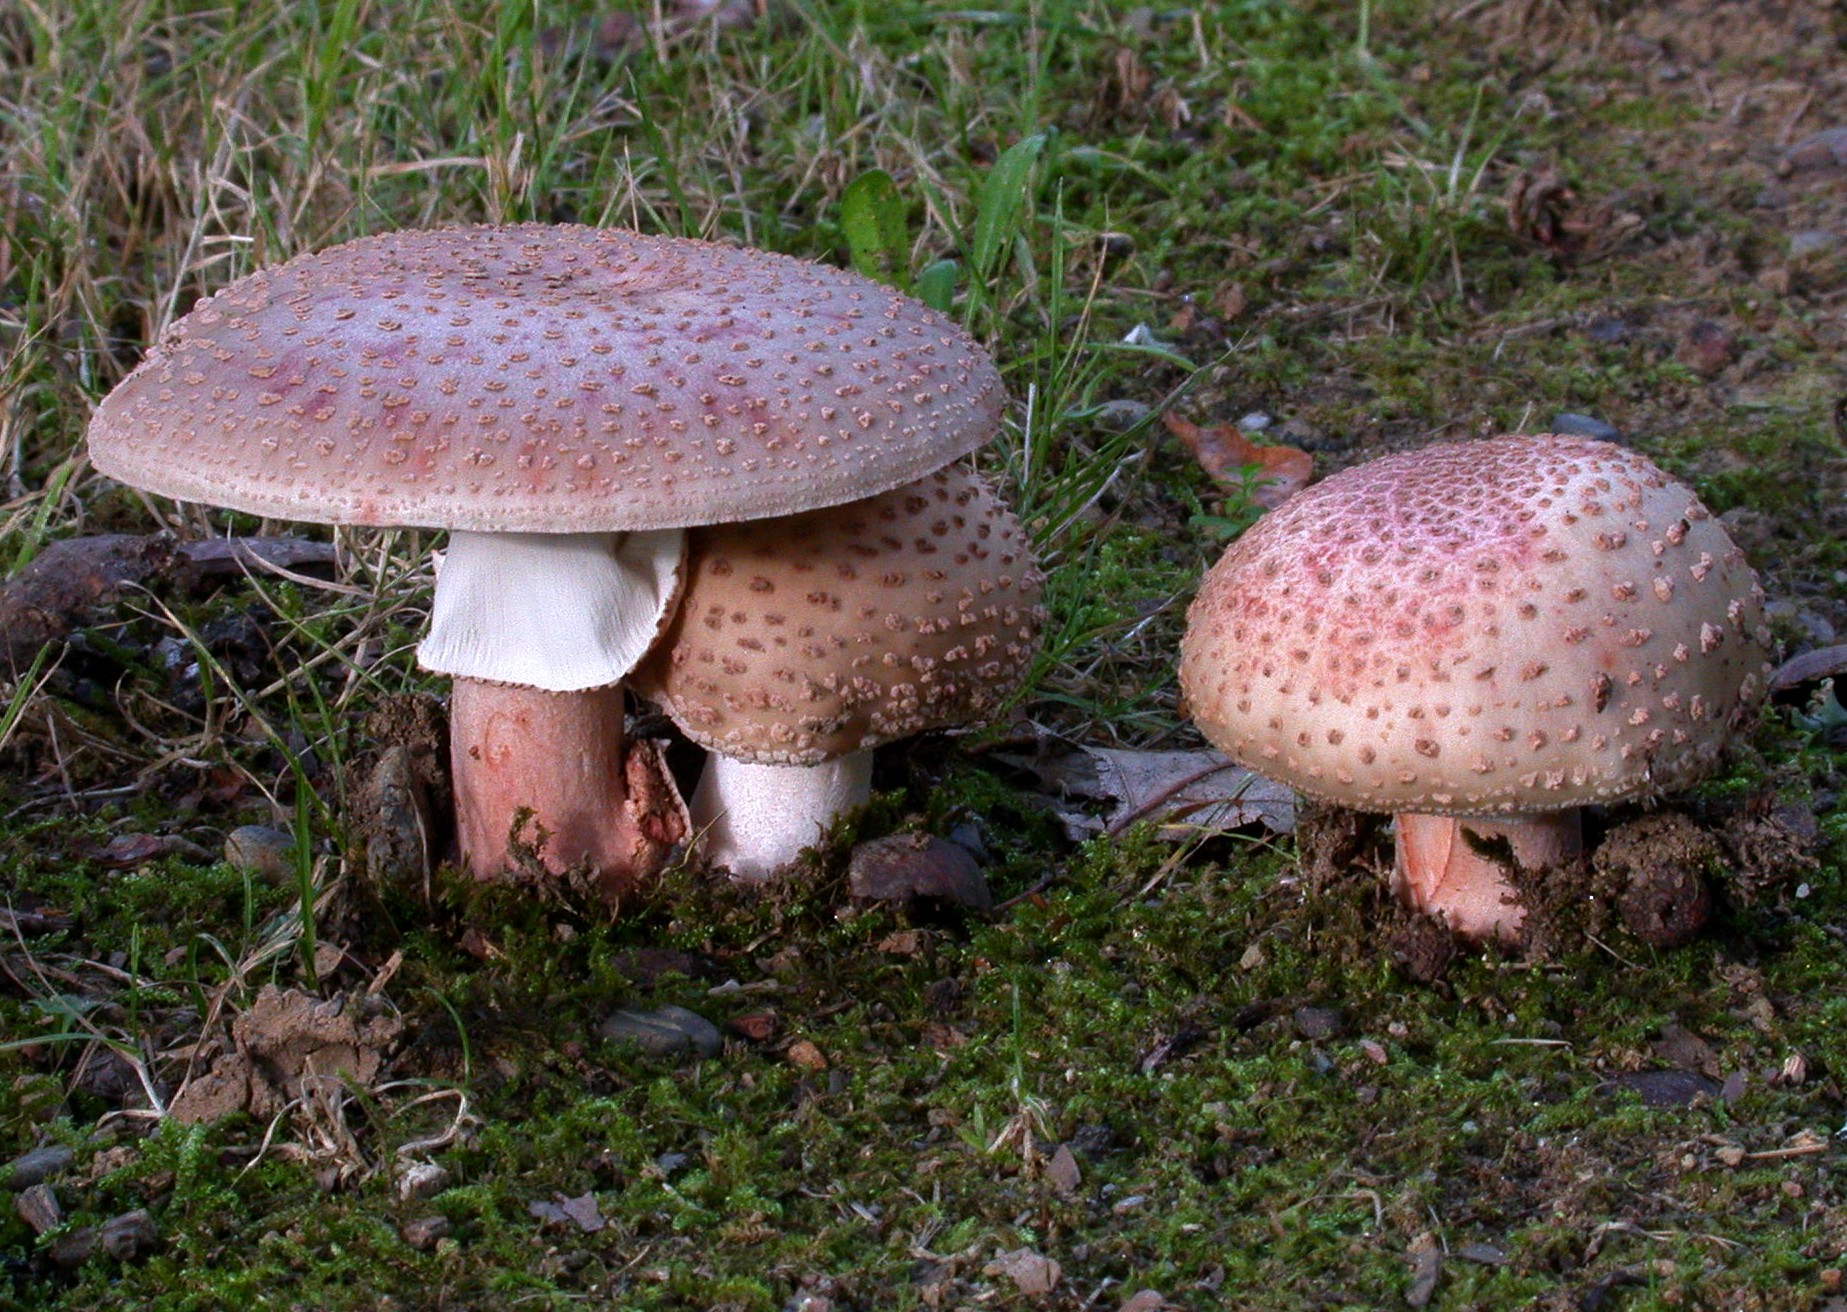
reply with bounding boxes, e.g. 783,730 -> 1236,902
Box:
1178,435 -> 1774,815
636,464 -> 1045,764
88,225 -> 1004,532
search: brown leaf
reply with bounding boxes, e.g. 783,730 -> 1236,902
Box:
1162,412 -> 1312,509
1506,166 -> 1643,263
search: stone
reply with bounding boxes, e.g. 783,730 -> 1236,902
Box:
403,1215 -> 452,1251
597,1005 -> 722,1060
3,1144 -> 74,1191
1551,412 -> 1621,442
223,825 -> 298,887
847,833 -> 991,913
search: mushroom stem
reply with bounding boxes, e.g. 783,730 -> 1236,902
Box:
690,751 -> 875,883
450,679 -> 660,893
1393,811 -> 1584,943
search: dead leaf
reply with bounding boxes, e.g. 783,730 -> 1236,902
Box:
876,931 -> 925,957
1162,412 -> 1312,509
985,1247 -> 1061,1296
921,1023 -> 967,1052
1506,166 -> 1644,262
558,1191 -> 605,1233
1012,745 -> 1295,841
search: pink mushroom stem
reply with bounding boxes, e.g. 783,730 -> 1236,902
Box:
449,679 -> 656,895
1392,811 -> 1585,942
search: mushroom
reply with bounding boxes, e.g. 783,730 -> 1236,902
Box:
1178,435 -> 1774,942
87,224 -> 1004,897
633,464 -> 1043,880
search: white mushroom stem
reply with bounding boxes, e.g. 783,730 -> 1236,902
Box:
1393,811 -> 1585,943
690,752 -> 875,883
418,529 -> 685,888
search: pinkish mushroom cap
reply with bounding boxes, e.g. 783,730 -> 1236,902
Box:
634,464 -> 1044,878
86,224 -> 1005,533
86,225 -> 1006,892
1179,434 -> 1774,940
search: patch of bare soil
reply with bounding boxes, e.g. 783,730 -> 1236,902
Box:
171,985 -> 403,1123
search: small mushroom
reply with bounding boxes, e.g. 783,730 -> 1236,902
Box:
88,225 -> 1003,899
634,465 -> 1043,879
1178,435 -> 1774,942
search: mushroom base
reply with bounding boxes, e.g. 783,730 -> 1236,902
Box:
1393,811 -> 1584,943
691,752 -> 875,883
450,679 -> 681,902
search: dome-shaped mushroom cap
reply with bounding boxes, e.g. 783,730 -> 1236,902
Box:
634,465 -> 1044,765
87,226 -> 1004,532
1178,435 -> 1774,816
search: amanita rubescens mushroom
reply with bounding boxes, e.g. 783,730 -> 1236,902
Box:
634,464 -> 1044,880
1179,435 -> 1774,942
87,224 -> 1004,899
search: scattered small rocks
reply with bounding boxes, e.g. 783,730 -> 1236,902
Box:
3,1144 -> 74,1191
847,832 -> 992,914
1551,412 -> 1622,442
223,825 -> 298,887
597,1005 -> 722,1060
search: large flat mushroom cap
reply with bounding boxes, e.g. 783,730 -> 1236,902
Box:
87,225 -> 1004,532
1179,435 -> 1774,816
634,465 -> 1044,764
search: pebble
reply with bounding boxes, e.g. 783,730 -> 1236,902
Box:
1090,399 -> 1152,432
402,1215 -> 451,1251
1677,319 -> 1736,376
847,833 -> 991,913
397,1161 -> 450,1202
1291,1005 -> 1347,1041
1237,411 -> 1273,432
1551,412 -> 1622,442
1581,317 -> 1630,344
48,1209 -> 158,1268
597,1005 -> 723,1060
1789,230 -> 1841,260
4,1144 -> 74,1191
223,825 -> 299,887
1782,127 -> 1847,172
15,1183 -> 61,1234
